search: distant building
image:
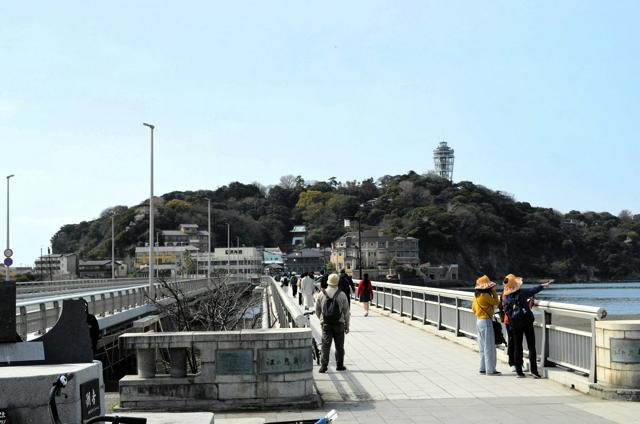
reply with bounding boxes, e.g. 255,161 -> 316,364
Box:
285,248 -> 324,275
422,264 -> 459,281
263,247 -> 284,275
433,141 -> 454,181
34,253 -> 79,280
330,229 -> 419,278
290,225 -> 307,247
78,260 -> 128,279
135,245 -> 199,277
161,223 -> 209,251
209,247 -> 263,276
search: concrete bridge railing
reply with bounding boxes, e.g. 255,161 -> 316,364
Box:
118,329 -> 317,411
15,278 -> 211,339
367,280 -> 607,383
261,276 -> 306,329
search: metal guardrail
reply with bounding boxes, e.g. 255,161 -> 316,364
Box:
261,276 -> 305,328
15,278 -> 211,340
367,280 -> 606,383
15,276 -> 209,295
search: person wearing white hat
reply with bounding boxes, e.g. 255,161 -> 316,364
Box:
471,275 -> 501,376
315,273 -> 350,373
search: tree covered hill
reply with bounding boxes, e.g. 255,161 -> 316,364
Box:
51,172 -> 640,281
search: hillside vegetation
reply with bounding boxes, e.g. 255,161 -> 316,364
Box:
51,172 -> 640,281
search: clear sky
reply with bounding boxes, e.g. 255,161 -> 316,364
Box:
1,1 -> 639,266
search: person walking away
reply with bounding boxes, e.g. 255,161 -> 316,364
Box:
315,273 -> 350,373
281,275 -> 289,288
338,269 -> 355,304
291,273 -> 299,298
471,275 -> 501,376
297,273 -> 304,305
301,272 -> 316,310
357,273 -> 374,316
318,270 -> 328,289
503,274 -> 552,378
498,282 -> 518,372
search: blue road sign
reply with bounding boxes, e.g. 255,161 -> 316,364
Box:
3,257 -> 12,267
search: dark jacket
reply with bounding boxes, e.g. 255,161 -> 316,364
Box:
503,285 -> 544,328
339,274 -> 355,297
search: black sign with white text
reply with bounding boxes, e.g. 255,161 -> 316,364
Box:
0,409 -> 9,424
80,379 -> 101,421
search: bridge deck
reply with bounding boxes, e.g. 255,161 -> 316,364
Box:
215,299 -> 640,424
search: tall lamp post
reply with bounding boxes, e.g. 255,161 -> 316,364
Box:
143,122 -> 155,298
344,217 -> 362,279
5,174 -> 15,281
111,211 -> 116,279
207,198 -> 211,279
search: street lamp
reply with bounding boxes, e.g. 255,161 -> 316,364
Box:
111,211 -> 116,279
5,174 -> 15,281
143,122 -> 155,298
207,198 -> 211,279
344,217 -> 362,279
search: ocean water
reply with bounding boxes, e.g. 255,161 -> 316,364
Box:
533,282 -> 640,316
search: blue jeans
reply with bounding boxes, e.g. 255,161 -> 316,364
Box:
477,318 -> 497,373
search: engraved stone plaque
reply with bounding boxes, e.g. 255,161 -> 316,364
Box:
611,339 -> 640,363
259,347 -> 313,374
216,349 -> 253,375
0,282 -> 16,343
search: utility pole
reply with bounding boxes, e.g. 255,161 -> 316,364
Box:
143,122 -> 155,298
5,174 -> 15,281
111,212 -> 115,279
207,199 -> 211,279
227,223 -> 230,276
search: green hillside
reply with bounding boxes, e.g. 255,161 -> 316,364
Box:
50,172 -> 640,281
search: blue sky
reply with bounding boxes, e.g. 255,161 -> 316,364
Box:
1,1 -> 639,266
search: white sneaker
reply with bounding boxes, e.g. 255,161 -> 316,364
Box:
510,365 -> 516,372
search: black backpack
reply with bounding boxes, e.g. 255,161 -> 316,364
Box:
507,294 -> 534,330
322,289 -> 342,325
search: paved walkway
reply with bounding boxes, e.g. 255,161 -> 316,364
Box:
215,299 -> 640,424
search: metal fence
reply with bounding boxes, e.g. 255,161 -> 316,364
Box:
369,280 -> 606,383
261,276 -> 306,329
15,278 -> 211,340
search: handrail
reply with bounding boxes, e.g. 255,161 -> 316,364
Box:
16,279 -> 198,307
262,276 -> 306,328
365,279 -> 607,381
13,278 -> 213,340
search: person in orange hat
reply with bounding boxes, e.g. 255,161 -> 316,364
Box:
471,275 -> 501,375
503,274 -> 552,378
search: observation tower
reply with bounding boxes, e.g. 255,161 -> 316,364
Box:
433,141 -> 454,181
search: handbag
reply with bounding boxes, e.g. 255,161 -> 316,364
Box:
478,302 -> 506,346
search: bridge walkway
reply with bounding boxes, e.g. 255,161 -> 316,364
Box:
215,299 -> 640,424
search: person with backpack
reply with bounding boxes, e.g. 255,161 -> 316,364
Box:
357,273 -> 374,317
471,275 -> 501,376
315,273 -> 350,373
503,274 -> 552,378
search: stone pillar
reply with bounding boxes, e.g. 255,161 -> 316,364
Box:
169,348 -> 187,378
595,320 -> 640,390
137,348 -> 156,378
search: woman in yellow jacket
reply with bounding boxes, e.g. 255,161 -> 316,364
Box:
471,275 -> 501,375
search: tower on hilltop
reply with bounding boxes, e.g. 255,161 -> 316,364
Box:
433,141 -> 454,181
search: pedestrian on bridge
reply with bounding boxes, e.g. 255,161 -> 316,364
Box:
471,275 -> 501,376
301,272 -> 316,310
357,273 -> 374,316
291,273 -> 299,298
315,273 -> 350,373
503,274 -> 551,378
